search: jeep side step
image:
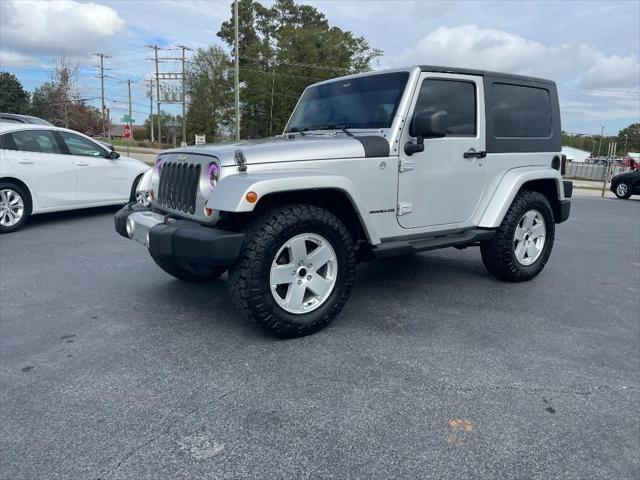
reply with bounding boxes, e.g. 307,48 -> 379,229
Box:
372,228 -> 495,259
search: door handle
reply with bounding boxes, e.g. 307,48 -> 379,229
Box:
76,162 -> 89,167
463,150 -> 487,159
18,159 -> 34,164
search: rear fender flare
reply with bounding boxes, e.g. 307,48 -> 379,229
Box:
478,168 -> 565,228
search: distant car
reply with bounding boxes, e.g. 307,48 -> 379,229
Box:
610,169 -> 640,199
0,123 -> 150,233
0,113 -> 54,126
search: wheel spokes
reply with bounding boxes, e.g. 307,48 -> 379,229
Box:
308,244 -> 333,270
288,236 -> 308,264
271,264 -> 295,285
286,282 -> 307,310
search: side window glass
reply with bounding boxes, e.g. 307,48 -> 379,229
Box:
10,130 -> 61,154
412,79 -> 476,136
59,132 -> 106,157
491,84 -> 551,138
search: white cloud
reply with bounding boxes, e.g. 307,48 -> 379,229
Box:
0,0 -> 125,56
390,25 -> 640,92
0,51 -> 40,68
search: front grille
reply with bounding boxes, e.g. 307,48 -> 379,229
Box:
156,162 -> 200,214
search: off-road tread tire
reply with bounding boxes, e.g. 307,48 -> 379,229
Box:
480,190 -> 555,282
0,181 -> 31,234
228,203 -> 356,338
150,253 -> 225,281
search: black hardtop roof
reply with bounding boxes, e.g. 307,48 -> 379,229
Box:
419,65 -> 555,86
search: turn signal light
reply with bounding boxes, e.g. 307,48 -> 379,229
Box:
204,207 -> 213,217
246,191 -> 258,203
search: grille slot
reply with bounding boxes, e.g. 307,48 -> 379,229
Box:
157,161 -> 200,214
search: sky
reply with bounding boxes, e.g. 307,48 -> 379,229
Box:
1,0 -> 639,135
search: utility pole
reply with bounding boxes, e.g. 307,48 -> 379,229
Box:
178,45 -> 192,147
601,141 -> 617,197
147,79 -> 154,143
148,44 -> 162,146
127,79 -> 132,158
624,134 -> 628,157
106,107 -> 111,140
234,0 -> 240,141
93,53 -> 111,138
596,124 -> 604,159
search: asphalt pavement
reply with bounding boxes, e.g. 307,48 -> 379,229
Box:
1,196 -> 638,479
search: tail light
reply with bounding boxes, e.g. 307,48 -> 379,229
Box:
561,154 -> 567,175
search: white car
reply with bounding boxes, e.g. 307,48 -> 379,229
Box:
0,123 -> 149,233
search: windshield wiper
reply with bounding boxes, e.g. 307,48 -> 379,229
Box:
288,126 -> 308,136
318,124 -> 354,137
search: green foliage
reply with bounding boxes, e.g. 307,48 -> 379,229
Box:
617,123 -> 640,153
0,72 -> 30,113
217,0 -> 382,138
185,46 -> 234,143
563,123 -> 640,157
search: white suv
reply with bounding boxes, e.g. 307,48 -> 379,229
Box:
0,123 -> 149,232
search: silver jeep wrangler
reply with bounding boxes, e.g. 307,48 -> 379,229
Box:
115,65 -> 572,337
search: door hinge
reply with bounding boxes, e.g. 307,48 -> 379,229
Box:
398,158 -> 415,172
398,202 -> 413,215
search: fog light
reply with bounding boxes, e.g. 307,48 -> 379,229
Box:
126,217 -> 135,238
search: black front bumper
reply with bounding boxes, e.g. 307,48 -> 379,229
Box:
114,203 -> 245,267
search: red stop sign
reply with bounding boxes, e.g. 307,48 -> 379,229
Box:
124,124 -> 131,139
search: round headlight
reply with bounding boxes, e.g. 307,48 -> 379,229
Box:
208,163 -> 220,187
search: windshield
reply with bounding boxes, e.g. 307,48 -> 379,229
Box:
286,72 -> 409,132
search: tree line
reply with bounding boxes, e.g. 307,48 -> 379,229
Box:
562,124 -> 640,158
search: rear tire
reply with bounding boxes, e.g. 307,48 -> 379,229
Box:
480,190 -> 555,282
150,253 -> 225,281
228,204 -> 356,338
0,182 -> 31,234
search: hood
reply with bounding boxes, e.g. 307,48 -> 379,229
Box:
159,133 -> 391,167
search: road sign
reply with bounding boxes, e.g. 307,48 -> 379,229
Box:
195,134 -> 206,145
124,124 -> 131,139
121,115 -> 135,124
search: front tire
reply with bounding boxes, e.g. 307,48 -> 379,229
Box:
150,253 -> 225,281
614,182 -> 631,199
228,204 -> 356,338
0,182 -> 31,234
480,190 -> 555,282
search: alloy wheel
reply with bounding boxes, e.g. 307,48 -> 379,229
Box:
0,189 -> 24,227
270,233 -> 338,314
513,209 -> 546,266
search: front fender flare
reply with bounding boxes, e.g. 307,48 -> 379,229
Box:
210,171 -> 380,244
478,167 -> 565,228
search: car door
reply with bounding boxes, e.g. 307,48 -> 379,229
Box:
3,129 -> 77,207
57,131 -> 130,203
397,74 -> 486,228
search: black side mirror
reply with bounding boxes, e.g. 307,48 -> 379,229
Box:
107,150 -> 120,159
405,110 -> 448,156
